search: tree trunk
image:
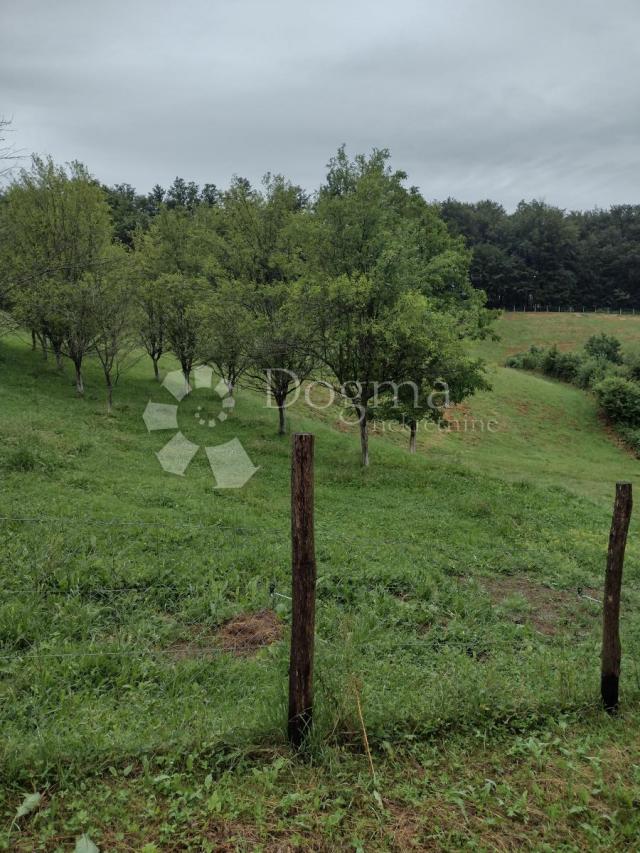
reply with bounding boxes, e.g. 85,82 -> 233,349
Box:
409,420 -> 417,454
74,363 -> 84,395
53,343 -> 64,372
31,329 -> 36,351
357,404 -> 369,467
152,356 -> 160,381
277,393 -> 286,435
106,379 -> 113,415
39,334 -> 48,361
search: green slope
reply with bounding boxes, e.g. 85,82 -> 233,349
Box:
1,319 -> 640,850
473,310 -> 640,363
299,311 -> 640,502
399,364 -> 639,501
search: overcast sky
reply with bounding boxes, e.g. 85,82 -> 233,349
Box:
2,0 -> 639,210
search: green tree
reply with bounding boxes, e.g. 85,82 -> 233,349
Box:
376,325 -> 489,453
199,280 -> 257,394
132,201 -> 223,379
57,276 -> 101,394
89,247 -> 136,413
584,332 -> 623,363
301,147 -> 490,465
162,273 -> 209,387
102,183 -> 150,247
1,156 -> 113,390
213,174 -> 314,433
134,276 -> 169,381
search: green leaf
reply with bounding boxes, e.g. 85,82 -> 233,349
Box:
75,835 -> 99,853
14,792 -> 41,819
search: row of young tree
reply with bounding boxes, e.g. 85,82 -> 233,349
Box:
0,148 -> 492,465
439,199 -> 640,310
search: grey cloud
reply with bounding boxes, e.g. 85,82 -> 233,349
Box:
1,0 -> 639,209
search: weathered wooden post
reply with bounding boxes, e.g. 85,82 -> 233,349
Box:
288,433 -> 316,747
601,482 -> 632,713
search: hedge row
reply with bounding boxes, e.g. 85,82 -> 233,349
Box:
505,333 -> 640,455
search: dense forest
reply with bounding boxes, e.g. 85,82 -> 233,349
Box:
439,198 -> 640,310
93,182 -> 640,310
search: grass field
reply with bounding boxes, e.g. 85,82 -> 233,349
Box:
1,312 -> 640,850
474,310 -> 640,363
305,311 -> 640,501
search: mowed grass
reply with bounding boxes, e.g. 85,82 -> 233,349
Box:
473,310 -> 640,363
378,365 -> 640,501
300,311 -> 640,501
1,316 -> 640,850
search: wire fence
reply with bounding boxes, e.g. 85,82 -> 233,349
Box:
498,305 -> 640,315
1,495 -> 636,758
0,512 -> 615,654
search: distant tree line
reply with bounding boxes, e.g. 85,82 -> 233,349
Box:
101,177 -> 223,247
37,174 -> 640,312
438,199 -> 640,309
0,148 -> 491,465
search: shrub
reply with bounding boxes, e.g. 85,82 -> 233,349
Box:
575,356 -> 612,390
505,354 -> 523,369
522,345 -> 545,370
505,345 -> 545,370
594,376 -> 640,426
584,333 -> 622,363
541,344 -> 560,375
552,351 -> 583,383
617,425 -> 640,457
623,344 -> 640,381
537,345 -> 581,382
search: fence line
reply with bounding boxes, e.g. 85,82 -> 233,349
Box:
499,306 -> 639,315
0,512 -> 506,554
0,633 -> 621,663
1,441 -> 636,749
0,514 -> 280,533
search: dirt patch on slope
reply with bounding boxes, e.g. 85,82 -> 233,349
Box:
216,609 -> 283,656
166,609 -> 283,660
481,576 -> 599,636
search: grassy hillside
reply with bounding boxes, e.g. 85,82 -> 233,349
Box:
462,312 -> 640,499
474,310 -> 640,363
1,315 -> 640,850
303,311 -> 640,501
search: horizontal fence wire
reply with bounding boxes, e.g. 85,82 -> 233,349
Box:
1,637 -> 633,667
497,306 -> 640,314
0,631 -> 618,664
0,513 -> 611,589
0,513 -> 480,552
0,514 -> 622,678
0,514 -> 280,534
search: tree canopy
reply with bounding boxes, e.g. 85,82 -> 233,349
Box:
1,147 -> 499,461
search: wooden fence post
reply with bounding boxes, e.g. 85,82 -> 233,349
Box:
601,482 -> 633,713
288,433 -> 316,747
